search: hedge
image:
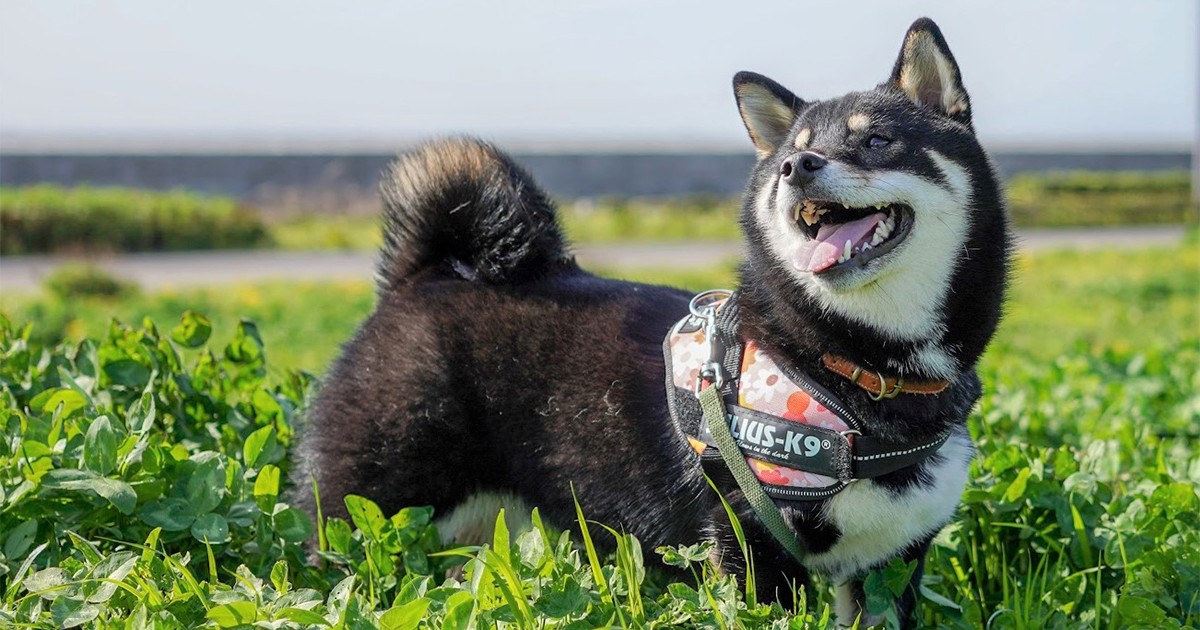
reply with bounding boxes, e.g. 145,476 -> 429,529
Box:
1006,170 -> 1195,227
1,171 -> 1194,256
0,186 -> 270,255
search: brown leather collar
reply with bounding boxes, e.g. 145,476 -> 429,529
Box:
821,354 -> 951,399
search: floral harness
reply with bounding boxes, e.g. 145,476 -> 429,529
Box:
663,290 -> 950,501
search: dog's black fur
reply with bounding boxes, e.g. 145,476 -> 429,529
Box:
295,18 -> 1010,626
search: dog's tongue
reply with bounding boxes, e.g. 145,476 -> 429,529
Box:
794,212 -> 885,273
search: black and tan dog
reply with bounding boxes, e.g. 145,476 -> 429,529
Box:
295,18 -> 1010,625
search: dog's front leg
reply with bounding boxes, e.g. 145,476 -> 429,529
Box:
835,536 -> 933,629
835,580 -> 878,628
708,513 -> 811,609
893,537 -> 932,629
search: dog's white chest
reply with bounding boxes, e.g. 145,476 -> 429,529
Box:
805,429 -> 973,581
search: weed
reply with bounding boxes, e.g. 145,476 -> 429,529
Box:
43,264 -> 138,301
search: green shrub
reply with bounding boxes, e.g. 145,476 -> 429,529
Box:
1007,170 -> 1196,227
5,172 -> 1193,256
42,264 -> 137,300
0,186 -> 271,255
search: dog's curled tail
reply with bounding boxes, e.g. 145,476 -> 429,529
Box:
377,137 -> 571,290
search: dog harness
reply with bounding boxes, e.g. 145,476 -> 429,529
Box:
664,290 -> 951,559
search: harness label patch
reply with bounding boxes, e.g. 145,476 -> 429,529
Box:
730,413 -> 831,458
721,407 -> 842,478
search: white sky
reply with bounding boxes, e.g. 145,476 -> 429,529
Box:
0,0 -> 1195,150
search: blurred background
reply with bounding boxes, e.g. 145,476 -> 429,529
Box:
0,0 -> 1196,371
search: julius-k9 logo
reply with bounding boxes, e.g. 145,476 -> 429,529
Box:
728,413 -> 832,458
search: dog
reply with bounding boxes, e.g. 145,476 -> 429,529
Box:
294,17 -> 1010,627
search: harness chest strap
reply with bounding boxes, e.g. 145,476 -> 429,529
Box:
671,289 -> 954,484
698,402 -> 950,481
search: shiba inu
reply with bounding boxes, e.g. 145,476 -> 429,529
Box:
295,17 -> 1011,626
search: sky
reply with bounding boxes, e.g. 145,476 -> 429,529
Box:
0,0 -> 1195,151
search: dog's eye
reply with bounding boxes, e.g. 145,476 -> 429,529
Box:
867,134 -> 892,149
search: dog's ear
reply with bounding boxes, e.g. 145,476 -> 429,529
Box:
733,71 -> 803,157
888,18 -> 971,126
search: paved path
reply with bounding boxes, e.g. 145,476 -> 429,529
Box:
0,225 -> 1190,294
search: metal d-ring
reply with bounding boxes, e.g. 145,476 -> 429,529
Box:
867,373 -> 904,401
688,288 -> 734,318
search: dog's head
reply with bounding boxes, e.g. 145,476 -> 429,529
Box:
734,18 -> 1010,376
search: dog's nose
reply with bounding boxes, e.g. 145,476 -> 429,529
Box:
780,151 -> 827,185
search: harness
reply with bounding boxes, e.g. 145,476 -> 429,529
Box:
663,289 -> 952,560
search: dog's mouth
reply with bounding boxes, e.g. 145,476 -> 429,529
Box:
788,200 -> 913,274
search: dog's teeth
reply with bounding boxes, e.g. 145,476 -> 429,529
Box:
794,201 -> 824,225
870,219 -> 890,245
862,242 -> 873,251
836,239 -> 852,264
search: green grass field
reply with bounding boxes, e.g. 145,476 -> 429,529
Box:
1,243 -> 1197,628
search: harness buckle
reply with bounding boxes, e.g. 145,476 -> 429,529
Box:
696,361 -> 726,393
690,289 -> 734,395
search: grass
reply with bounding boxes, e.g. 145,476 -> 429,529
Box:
1,280 -> 374,376
269,215 -> 383,252
0,243 -> 1197,628
2,245 -> 1192,374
